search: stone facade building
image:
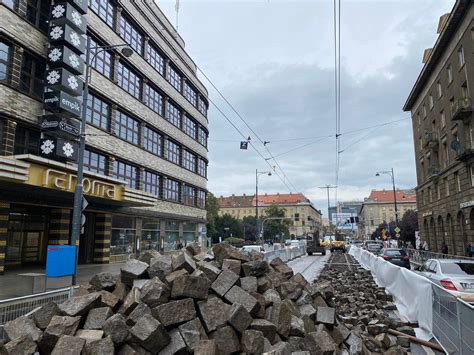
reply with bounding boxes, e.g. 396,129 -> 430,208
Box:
0,0 -> 209,273
360,190 -> 417,237
217,193 -> 322,238
403,0 -> 473,254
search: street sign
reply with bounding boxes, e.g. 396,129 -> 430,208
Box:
45,67 -> 84,97
82,197 -> 88,211
395,227 -> 400,234
41,115 -> 80,138
43,90 -> 82,117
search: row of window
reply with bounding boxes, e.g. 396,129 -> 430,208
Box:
4,123 -> 207,209
83,149 -> 205,208
89,0 -> 208,115
420,169 -> 467,205
88,35 -> 208,148
86,92 -> 207,177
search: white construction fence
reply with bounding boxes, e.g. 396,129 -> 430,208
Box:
263,245 -> 306,263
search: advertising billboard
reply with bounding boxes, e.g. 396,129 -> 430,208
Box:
332,212 -> 358,230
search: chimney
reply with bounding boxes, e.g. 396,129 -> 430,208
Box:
243,193 -> 246,196
422,48 -> 432,63
437,13 -> 450,34
231,194 -> 235,197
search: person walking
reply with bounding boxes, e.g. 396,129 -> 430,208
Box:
441,241 -> 448,255
468,244 -> 473,257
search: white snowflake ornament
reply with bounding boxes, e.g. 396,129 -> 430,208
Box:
48,48 -> 62,62
51,4 -> 65,18
50,26 -> 63,40
71,11 -> 83,26
67,76 -> 79,90
68,54 -> 80,68
63,143 -> 74,157
41,140 -> 55,155
69,32 -> 81,47
46,70 -> 61,85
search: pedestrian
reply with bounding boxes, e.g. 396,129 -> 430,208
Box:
407,241 -> 413,249
423,240 -> 429,251
441,241 -> 448,255
468,244 -> 473,257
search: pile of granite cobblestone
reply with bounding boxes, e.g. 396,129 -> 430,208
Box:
0,245 -> 415,354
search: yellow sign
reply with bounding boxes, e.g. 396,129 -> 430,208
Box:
395,227 -> 400,234
26,163 -> 124,201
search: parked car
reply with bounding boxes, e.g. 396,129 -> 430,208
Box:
416,259 -> 474,303
346,239 -> 364,252
365,242 -> 382,255
289,240 -> 301,249
379,248 -> 410,269
240,245 -> 265,254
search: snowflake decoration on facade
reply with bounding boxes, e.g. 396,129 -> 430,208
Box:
68,54 -> 79,68
48,48 -> 62,62
67,76 -> 79,90
69,32 -> 81,47
51,4 -> 65,18
41,140 -> 55,155
46,70 -> 61,85
71,11 -> 83,26
50,26 -> 63,40
62,143 -> 74,157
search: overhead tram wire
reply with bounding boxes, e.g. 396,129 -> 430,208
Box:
197,66 -> 301,193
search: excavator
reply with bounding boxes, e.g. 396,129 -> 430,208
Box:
306,232 -> 326,256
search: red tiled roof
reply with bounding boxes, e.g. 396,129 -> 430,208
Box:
217,195 -> 254,208
217,193 -> 309,208
365,189 -> 416,203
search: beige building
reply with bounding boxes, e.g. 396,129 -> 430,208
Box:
360,190 -> 417,237
403,0 -> 474,254
217,193 -> 322,238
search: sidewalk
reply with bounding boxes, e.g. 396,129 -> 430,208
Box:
0,262 -> 125,300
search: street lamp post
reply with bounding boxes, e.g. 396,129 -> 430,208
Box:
375,168 -> 399,227
70,40 -> 132,284
255,170 -> 272,242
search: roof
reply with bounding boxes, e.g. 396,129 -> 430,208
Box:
217,195 -> 254,208
217,193 -> 311,208
364,189 -> 417,204
403,0 -> 471,111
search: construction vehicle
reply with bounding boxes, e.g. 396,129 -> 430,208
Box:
330,230 -> 347,253
306,233 -> 326,256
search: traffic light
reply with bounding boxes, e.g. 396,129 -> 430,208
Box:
294,213 -> 300,221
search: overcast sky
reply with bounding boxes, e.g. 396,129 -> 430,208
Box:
158,0 -> 455,217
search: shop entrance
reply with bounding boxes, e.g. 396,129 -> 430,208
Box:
6,207 -> 49,268
79,212 -> 96,264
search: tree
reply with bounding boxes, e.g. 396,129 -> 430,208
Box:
215,213 -> 243,240
242,215 -> 257,241
263,204 -> 290,242
206,192 -> 220,242
400,209 -> 418,246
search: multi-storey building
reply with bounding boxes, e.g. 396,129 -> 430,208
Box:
217,193 -> 322,238
359,190 -> 417,237
403,0 -> 473,254
0,0 -> 209,273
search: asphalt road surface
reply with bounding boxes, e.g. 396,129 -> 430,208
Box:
288,252 -> 330,283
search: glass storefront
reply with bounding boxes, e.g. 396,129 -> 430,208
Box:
164,220 -> 179,251
182,222 -> 196,246
111,216 -> 136,255
141,219 -> 160,252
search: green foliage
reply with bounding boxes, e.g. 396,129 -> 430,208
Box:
400,209 -> 418,245
206,192 -> 220,242
215,213 -> 243,240
263,204 -> 290,241
242,215 -> 257,241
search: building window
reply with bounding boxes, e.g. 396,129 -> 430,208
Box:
461,83 -> 468,99
445,177 -> 449,197
437,81 -> 442,98
198,97 -> 207,116
182,150 -> 196,172
166,101 -> 181,128
183,115 -> 197,139
470,166 -> 474,187
449,97 -> 454,117
90,0 -> 115,28
417,113 -> 421,126
198,159 -> 207,177
165,179 -> 179,202
88,36 -> 112,79
183,81 -> 197,106
441,111 -> 445,128
86,93 -> 110,130
167,64 -> 182,92
447,65 -> 453,83
0,41 -> 11,83
423,104 -> 427,117
119,15 -> 143,55
144,171 -> 160,196
183,185 -> 196,206
166,140 -> 180,164
436,183 -> 440,200
442,142 -> 448,168
117,62 -> 141,99
146,44 -> 165,75
84,149 -> 107,175
429,95 -> 434,110
14,125 -> 40,155
3,0 -> 16,9
111,216 -> 136,255
143,126 -> 161,156
455,172 -> 461,192
197,190 -> 206,208
458,46 -> 465,67
198,127 -> 207,147
20,51 -> 45,98
144,84 -> 163,115
112,160 -> 137,188
26,0 -> 50,32
115,111 -> 139,144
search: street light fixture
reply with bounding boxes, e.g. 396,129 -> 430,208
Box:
375,168 -> 399,227
70,40 -> 133,284
255,170 -> 272,241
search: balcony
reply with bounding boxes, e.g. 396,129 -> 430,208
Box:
454,144 -> 474,162
427,165 -> 441,178
423,132 -> 439,150
452,97 -> 473,121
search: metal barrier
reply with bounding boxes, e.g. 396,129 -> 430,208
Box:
0,286 -> 76,341
431,283 -> 474,355
263,245 -> 306,263
404,248 -> 472,266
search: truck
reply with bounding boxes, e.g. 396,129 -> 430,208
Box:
330,230 -> 347,253
306,234 -> 326,256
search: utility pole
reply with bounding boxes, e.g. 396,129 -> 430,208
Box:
318,185 -> 337,222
